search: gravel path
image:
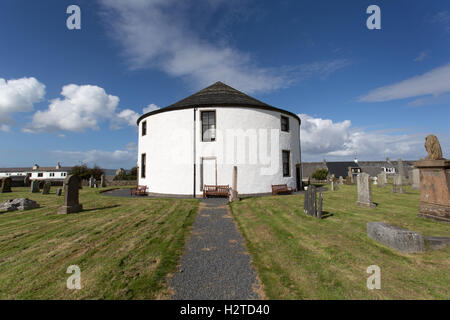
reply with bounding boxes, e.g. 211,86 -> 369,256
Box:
170,198 -> 263,300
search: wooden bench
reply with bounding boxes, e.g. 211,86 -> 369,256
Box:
203,185 -> 230,198
271,184 -> 293,195
131,185 -> 148,196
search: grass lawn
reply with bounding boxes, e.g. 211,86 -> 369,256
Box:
0,187 -> 198,299
230,184 -> 450,300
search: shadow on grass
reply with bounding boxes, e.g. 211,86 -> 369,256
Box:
320,211 -> 334,219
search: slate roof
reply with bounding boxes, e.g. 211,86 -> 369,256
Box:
0,167 -> 72,173
137,81 -> 300,124
326,162 -> 359,178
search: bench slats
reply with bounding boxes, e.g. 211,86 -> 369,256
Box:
203,185 -> 230,198
271,184 -> 293,195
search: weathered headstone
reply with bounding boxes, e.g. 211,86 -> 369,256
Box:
397,158 -> 407,185
304,185 -> 323,218
356,173 -> 376,208
415,135 -> 449,222
89,176 -> 95,188
345,176 -> 353,185
338,176 -> 344,185
58,175 -> 83,214
392,174 -> 404,194
367,222 -> 450,253
411,168 -> 420,190
31,180 -> 40,193
0,177 -> 12,193
56,188 -> 62,196
331,181 -> 335,191
100,174 -> 106,188
42,181 -> 51,195
24,175 -> 31,187
230,166 -> 239,202
377,173 -> 386,187
373,177 -> 378,185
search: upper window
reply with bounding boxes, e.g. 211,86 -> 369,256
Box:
141,153 -> 146,179
281,116 -> 289,132
282,150 -> 290,177
37,173 -> 43,177
201,111 -> 216,142
49,173 -> 55,177
142,121 -> 147,136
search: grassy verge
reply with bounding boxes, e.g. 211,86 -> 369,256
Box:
0,187 -> 199,299
230,184 -> 450,299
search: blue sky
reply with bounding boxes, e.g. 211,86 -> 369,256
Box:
0,0 -> 449,168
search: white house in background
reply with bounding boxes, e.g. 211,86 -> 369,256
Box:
136,81 -> 302,197
0,163 -> 71,181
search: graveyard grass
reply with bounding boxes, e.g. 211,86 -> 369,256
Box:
0,187 -> 199,299
230,184 -> 450,300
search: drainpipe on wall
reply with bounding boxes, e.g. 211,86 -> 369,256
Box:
299,118 -> 303,189
193,107 -> 197,198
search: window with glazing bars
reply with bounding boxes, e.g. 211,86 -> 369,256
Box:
201,111 -> 216,142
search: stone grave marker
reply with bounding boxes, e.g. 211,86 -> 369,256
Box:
31,180 -> 40,193
377,173 -> 386,187
356,173 -> 376,208
89,176 -> 95,188
392,174 -> 404,194
56,188 -> 62,196
58,175 -> 83,214
0,177 -> 12,193
304,185 -> 323,218
411,168 -> 420,190
100,174 -> 106,188
338,176 -> 344,185
397,158 -> 407,185
42,181 -> 51,195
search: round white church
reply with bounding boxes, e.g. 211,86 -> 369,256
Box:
137,82 -> 301,197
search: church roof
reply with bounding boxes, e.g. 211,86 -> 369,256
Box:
137,81 -> 300,124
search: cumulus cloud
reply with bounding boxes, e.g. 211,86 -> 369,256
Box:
112,103 -> 161,129
99,0 -> 349,93
0,77 -> 45,131
24,84 -> 119,133
53,142 -> 138,168
299,114 -> 426,161
359,63 -> 450,103
142,103 -> 160,113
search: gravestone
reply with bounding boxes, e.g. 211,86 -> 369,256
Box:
89,176 -> 95,188
392,174 -> 404,194
304,185 -> 322,218
338,176 -> 344,185
230,166 -> 239,202
411,168 -> 420,190
415,135 -> 449,222
31,180 -> 40,193
377,173 -> 386,187
356,173 -> 376,208
0,177 -> 12,193
397,158 -> 407,185
100,174 -> 106,188
24,175 -> 30,187
373,177 -> 378,185
367,222 -> 450,253
42,181 -> 51,195
56,188 -> 62,196
331,181 -> 335,191
58,175 -> 83,214
345,176 -> 353,185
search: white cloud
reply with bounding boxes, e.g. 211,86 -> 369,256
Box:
413,50 -> 430,62
99,0 -> 349,93
142,103 -> 160,113
53,142 -> 138,168
24,84 -> 119,133
359,63 -> 450,102
299,114 -> 426,161
0,77 -> 45,131
112,103 -> 161,129
431,11 -> 450,33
